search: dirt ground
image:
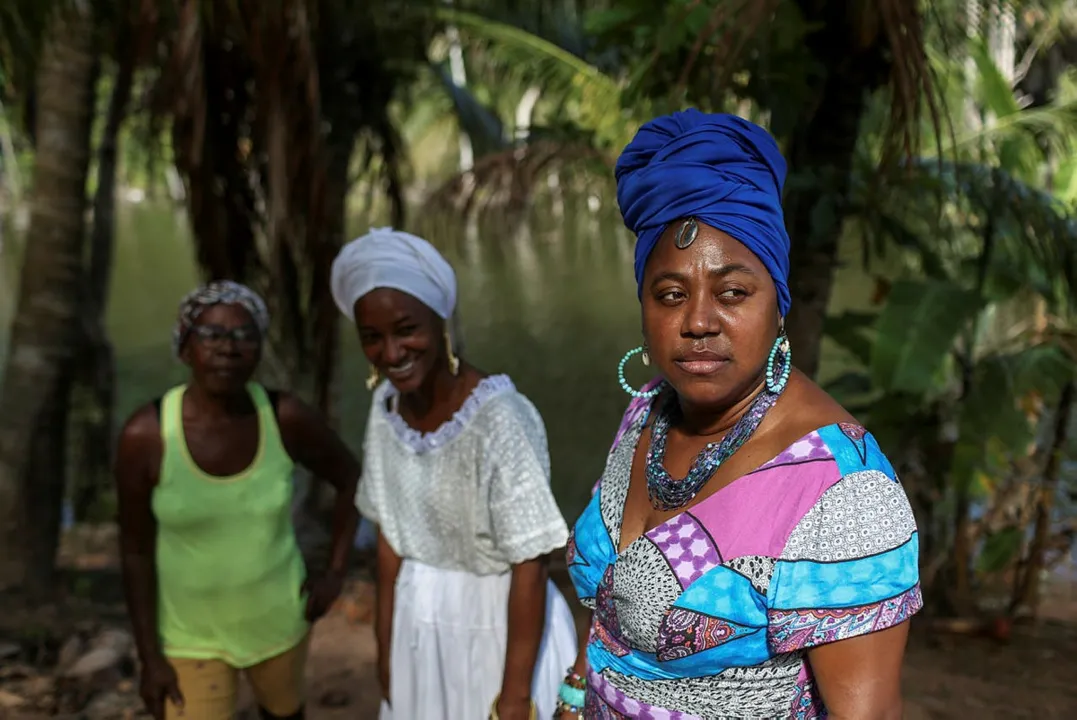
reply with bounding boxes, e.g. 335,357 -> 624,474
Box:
2,526 -> 1076,719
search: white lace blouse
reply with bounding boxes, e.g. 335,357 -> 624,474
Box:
357,374 -> 570,576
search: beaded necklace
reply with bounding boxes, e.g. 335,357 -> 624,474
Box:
646,385 -> 780,511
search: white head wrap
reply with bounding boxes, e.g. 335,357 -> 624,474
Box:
331,227 -> 457,321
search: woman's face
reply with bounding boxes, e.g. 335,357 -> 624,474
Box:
181,303 -> 262,396
641,220 -> 780,412
354,288 -> 445,394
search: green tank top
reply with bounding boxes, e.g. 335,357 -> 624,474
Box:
152,383 -> 309,668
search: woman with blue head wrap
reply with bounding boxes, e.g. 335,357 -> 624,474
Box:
560,111 -> 921,719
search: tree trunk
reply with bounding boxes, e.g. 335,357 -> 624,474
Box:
783,0 -> 890,379
73,20 -> 136,521
22,368 -> 74,596
1011,381 -> 1075,615
293,131 -> 353,567
0,5 -> 97,590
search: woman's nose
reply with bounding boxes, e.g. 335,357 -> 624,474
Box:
682,293 -> 721,337
383,338 -> 407,364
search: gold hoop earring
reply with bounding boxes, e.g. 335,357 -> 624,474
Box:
365,365 -> 380,391
445,328 -> 460,376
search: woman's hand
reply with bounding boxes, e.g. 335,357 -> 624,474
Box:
138,654 -> 183,720
301,570 -> 345,621
378,650 -> 391,704
494,695 -> 535,720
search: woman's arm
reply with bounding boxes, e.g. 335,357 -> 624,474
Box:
558,613 -> 591,719
116,408 -> 165,665
806,622 -> 909,720
765,452 -> 920,720
116,407 -> 183,718
375,530 -> 402,703
496,555 -> 551,719
483,395 -> 571,718
277,393 -> 362,619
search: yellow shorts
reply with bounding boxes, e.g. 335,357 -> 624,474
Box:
165,635 -> 309,719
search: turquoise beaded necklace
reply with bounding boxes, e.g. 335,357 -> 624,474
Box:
643,334 -> 791,511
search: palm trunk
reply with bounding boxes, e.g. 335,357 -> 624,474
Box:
0,4 -> 98,590
72,24 -> 137,521
22,368 -> 74,594
783,0 -> 890,379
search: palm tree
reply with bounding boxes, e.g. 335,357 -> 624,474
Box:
150,0 -> 431,410
0,2 -> 98,592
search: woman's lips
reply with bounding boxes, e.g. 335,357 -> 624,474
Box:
673,351 -> 730,376
674,359 -> 729,376
385,359 -> 416,380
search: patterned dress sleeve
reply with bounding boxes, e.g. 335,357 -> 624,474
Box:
485,393 -> 570,565
766,434 -> 923,653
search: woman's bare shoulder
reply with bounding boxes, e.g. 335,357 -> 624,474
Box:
767,370 -> 857,444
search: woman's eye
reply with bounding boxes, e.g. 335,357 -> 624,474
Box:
659,290 -> 685,303
397,325 -> 418,336
721,288 -> 747,299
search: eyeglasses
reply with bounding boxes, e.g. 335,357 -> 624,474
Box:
189,324 -> 261,349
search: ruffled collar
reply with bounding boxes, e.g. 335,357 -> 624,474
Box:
379,374 -> 515,454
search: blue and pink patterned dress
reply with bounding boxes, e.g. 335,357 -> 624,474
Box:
567,393 -> 922,719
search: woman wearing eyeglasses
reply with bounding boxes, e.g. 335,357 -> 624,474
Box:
116,281 -> 362,720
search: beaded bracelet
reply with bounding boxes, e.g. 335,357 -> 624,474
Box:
563,667 -> 586,689
554,666 -> 586,717
555,697 -> 584,717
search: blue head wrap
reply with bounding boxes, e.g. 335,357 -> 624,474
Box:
615,109 -> 791,316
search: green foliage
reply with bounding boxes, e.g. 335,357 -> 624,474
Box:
870,280 -> 983,395
977,527 -> 1025,573
823,311 -> 875,368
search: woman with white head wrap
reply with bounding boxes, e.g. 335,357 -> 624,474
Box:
332,227 -> 578,720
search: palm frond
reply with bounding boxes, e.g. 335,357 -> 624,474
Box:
434,8 -> 636,151
437,8 -> 612,88
855,157 -> 1077,312
944,97 -> 1077,154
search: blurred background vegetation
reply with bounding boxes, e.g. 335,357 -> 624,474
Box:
1,0 -> 1076,628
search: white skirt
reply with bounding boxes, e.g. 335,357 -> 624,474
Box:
378,559 -> 578,720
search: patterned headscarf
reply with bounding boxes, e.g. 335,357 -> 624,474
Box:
172,280 -> 270,358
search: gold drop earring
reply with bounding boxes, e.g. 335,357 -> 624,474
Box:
445,328 -> 460,376
365,365 -> 380,391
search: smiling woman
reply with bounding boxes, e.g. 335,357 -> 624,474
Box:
331,228 -> 579,720
115,281 -> 362,720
